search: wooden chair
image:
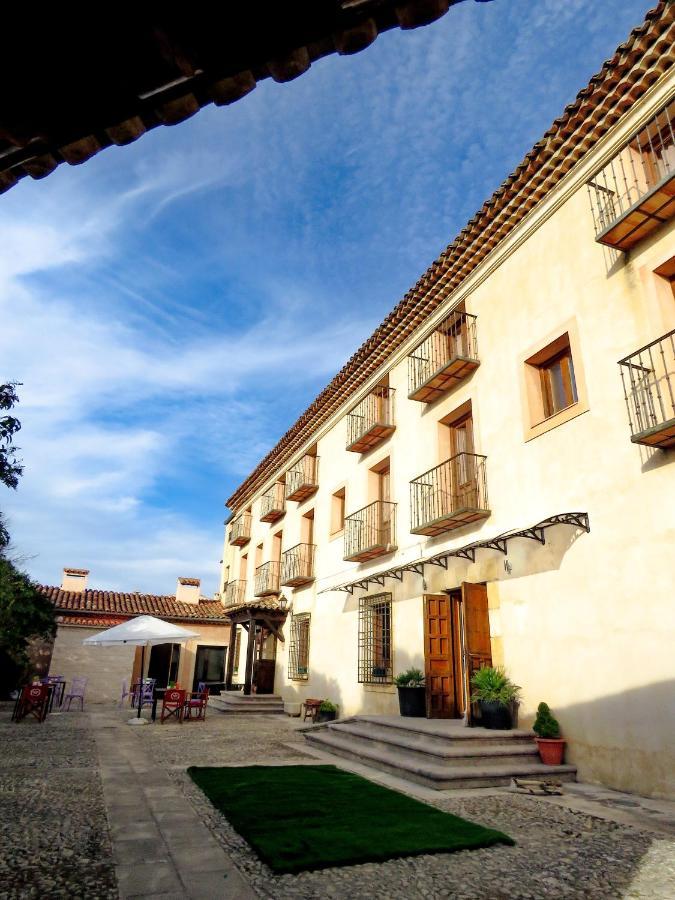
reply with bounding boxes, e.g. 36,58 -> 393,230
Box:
12,684 -> 50,722
303,698 -> 323,723
160,688 -> 186,724
183,687 -> 209,722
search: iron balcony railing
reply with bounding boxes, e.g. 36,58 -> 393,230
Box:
587,98 -> 675,250
619,329 -> 675,449
285,455 -> 319,502
254,560 -> 281,597
346,387 -> 395,453
280,543 -> 316,587
410,452 -> 489,535
344,500 -> 397,562
408,310 -> 479,402
229,511 -> 252,546
260,482 -> 286,522
224,580 -> 247,607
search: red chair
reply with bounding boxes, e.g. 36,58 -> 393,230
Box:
160,688 -> 186,724
12,684 -> 50,722
183,687 -> 209,722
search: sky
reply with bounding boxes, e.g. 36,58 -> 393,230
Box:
0,0 -> 653,596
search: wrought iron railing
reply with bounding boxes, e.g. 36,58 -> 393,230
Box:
346,387 -> 395,450
229,511 -> 251,545
410,453 -> 488,533
224,580 -> 247,607
408,310 -> 478,398
344,501 -> 397,561
260,482 -> 286,521
280,543 -> 316,585
587,98 -> 675,246
285,455 -> 319,500
618,329 -> 675,445
254,560 -> 281,596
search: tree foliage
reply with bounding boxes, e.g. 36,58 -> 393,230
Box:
1,382 -> 24,490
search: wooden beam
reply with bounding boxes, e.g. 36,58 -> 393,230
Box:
224,623 -> 236,691
258,615 -> 285,643
243,618 -> 256,695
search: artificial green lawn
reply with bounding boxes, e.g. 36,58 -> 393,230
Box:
188,764 -> 514,874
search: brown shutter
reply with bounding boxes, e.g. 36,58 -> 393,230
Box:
461,582 -> 492,725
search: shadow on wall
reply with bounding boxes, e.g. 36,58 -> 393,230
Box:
521,678 -> 675,800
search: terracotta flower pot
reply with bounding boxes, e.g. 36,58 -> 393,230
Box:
535,737 -> 566,765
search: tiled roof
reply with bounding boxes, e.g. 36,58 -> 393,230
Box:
223,598 -> 283,614
39,585 -> 231,624
178,577 -> 200,586
226,2 -> 674,512
63,568 -> 90,575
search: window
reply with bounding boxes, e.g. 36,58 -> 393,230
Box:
523,330 -> 586,437
330,487 -> 346,536
288,614 -> 311,680
358,593 -> 392,684
301,509 -> 314,545
539,348 -> 578,418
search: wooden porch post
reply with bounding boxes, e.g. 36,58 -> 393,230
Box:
224,623 -> 237,691
243,617 -> 256,696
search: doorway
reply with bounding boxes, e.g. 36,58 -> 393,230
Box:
192,645 -> 227,691
252,627 -> 277,694
147,643 -> 181,688
423,583 -> 491,720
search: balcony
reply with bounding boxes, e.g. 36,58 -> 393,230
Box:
408,310 -> 479,403
280,543 -> 316,587
260,482 -> 286,523
229,512 -> 251,546
344,501 -> 397,563
619,329 -> 675,449
254,560 -> 281,597
346,387 -> 395,453
224,580 -> 247,607
588,98 -> 675,251
285,455 -> 319,502
410,452 -> 489,536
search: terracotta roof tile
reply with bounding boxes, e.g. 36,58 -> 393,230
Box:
226,2 -> 674,512
39,585 -> 230,624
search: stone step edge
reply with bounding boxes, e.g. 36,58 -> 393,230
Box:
305,731 -> 576,783
216,693 -> 283,701
329,722 -> 539,761
354,715 -> 535,741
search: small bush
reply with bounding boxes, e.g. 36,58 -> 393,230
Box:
394,667 -> 425,687
532,702 -> 561,738
319,700 -> 337,713
469,666 -> 521,706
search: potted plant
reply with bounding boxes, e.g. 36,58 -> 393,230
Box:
470,665 -> 521,730
532,702 -> 565,764
317,700 -> 338,723
394,667 -> 426,717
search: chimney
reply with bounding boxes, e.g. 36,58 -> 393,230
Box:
61,568 -> 89,593
176,577 -> 201,604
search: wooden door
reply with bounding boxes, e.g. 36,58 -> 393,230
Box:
450,415 -> 477,508
378,465 -> 393,543
424,594 -> 464,719
461,582 -> 492,725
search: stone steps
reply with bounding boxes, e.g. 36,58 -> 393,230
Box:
303,716 -> 576,790
209,692 -> 285,715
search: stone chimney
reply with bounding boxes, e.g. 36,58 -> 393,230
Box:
176,577 -> 200,604
61,568 -> 89,593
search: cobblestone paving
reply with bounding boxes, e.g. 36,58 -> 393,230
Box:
0,704 -> 117,900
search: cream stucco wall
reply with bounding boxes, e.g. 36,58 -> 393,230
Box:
224,75 -> 675,799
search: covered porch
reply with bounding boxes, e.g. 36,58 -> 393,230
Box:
224,600 -> 288,696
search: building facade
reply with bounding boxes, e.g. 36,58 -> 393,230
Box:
220,4 -> 675,799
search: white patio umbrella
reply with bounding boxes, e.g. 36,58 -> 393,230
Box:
83,615 -> 200,725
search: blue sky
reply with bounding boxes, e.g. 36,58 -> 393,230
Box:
0,0 -> 651,595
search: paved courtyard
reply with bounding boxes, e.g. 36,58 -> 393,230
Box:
1,702 -> 674,899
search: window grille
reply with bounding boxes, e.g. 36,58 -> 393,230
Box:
358,593 -> 392,684
288,614 -> 311,680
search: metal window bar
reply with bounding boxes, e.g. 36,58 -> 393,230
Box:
618,329 -> 675,441
288,613 -> 311,680
260,482 -> 286,519
346,387 -> 395,447
358,594 -> 392,684
285,455 -> 319,498
587,97 -> 675,240
224,580 -> 247,607
408,310 -> 478,396
229,511 -> 252,544
410,453 -> 488,532
344,501 -> 397,560
280,543 -> 316,584
254,560 -> 281,596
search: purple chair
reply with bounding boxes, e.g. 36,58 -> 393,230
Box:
62,676 -> 87,711
131,678 -> 156,709
118,679 -> 134,708
42,675 -> 66,709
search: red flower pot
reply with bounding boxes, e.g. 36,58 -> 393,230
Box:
535,737 -> 566,765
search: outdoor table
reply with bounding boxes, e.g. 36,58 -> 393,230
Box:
151,687 -> 168,722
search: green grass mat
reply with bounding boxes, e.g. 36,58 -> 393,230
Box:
188,764 -> 514,874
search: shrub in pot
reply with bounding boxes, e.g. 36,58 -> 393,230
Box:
533,702 -> 565,764
470,666 -> 521,730
394,668 -> 426,718
317,700 -> 338,723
